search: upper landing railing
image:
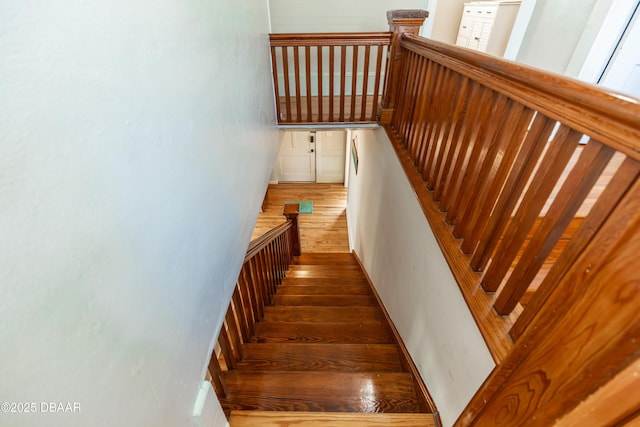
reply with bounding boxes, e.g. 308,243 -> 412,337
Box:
269,32 -> 392,125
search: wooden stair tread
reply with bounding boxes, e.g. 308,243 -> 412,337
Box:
263,306 -> 384,323
221,371 -> 421,413
252,322 -> 394,344
236,343 -> 404,372
294,253 -> 357,265
273,295 -> 377,306
276,284 -> 371,296
287,266 -> 365,279
280,277 -> 369,287
230,410 -> 437,426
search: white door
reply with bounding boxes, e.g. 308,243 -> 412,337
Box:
277,131 -> 316,182
599,4 -> 640,98
316,130 -> 347,183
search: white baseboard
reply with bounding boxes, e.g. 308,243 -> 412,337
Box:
192,381 -> 228,427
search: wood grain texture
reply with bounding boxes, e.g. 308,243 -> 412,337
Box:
219,252 -> 432,418
458,180 -> 640,426
252,321 -> 394,344
230,411 -> 437,427
252,184 -> 349,253
221,371 -> 420,413
554,357 -> 640,427
235,343 -> 403,372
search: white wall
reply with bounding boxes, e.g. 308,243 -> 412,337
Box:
269,0 -> 430,33
427,0 -> 468,43
0,1 -> 279,426
346,129 -> 494,427
514,0 -> 612,75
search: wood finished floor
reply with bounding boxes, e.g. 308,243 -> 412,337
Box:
230,410 -> 437,427
252,183 -> 349,253
219,253 -> 433,419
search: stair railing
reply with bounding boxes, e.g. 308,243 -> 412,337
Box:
208,206 -> 301,400
380,14 -> 640,426
269,32 -> 392,125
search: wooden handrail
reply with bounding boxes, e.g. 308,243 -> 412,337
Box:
399,34 -> 640,158
269,32 -> 392,125
208,208 -> 300,401
270,32 -> 392,46
379,21 -> 640,425
245,221 -> 292,262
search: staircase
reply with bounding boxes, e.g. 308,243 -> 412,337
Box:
219,252 -> 436,426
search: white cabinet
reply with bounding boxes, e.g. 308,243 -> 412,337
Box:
455,1 -> 521,56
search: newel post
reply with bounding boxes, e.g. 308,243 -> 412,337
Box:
283,203 -> 301,257
379,9 -> 428,125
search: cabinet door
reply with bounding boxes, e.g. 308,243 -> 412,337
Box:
459,17 -> 473,37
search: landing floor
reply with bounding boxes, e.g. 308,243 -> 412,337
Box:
252,183 -> 349,253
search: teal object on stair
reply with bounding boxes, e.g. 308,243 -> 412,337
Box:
282,201 -> 313,214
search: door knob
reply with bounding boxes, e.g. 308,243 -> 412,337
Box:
309,149 -> 314,153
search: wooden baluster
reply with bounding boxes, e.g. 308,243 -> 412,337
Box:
256,250 -> 269,303
399,51 -> 420,143
410,59 -> 434,164
282,46 -> 292,123
416,63 -> 446,174
393,48 -> 414,137
246,259 -> 265,320
270,46 -> 282,124
494,140 -> 615,315
273,236 -> 282,285
459,104 -> 534,255
425,68 -> 466,190
225,306 -> 244,361
339,46 -> 346,122
440,87 -> 494,221
510,157 -> 640,340
407,54 -> 425,144
275,236 -> 284,284
283,204 -> 301,256
284,224 -> 293,264
470,114 -> 555,271
305,45 -> 312,122
270,240 -> 279,287
265,245 -> 277,298
293,46 -> 302,122
350,45 -> 359,122
317,46 -> 323,122
379,9 -> 428,124
388,46 -> 406,131
447,92 -> 508,231
370,44 -> 385,121
406,57 -> 429,161
208,352 -> 227,398
431,74 -> 469,197
217,323 -> 235,370
481,126 -> 582,292
422,67 -> 456,184
461,104 -> 544,254
254,253 -> 270,307
438,82 -> 486,210
231,287 -> 251,341
360,45 -> 371,121
329,46 -> 335,121
238,267 -> 257,329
